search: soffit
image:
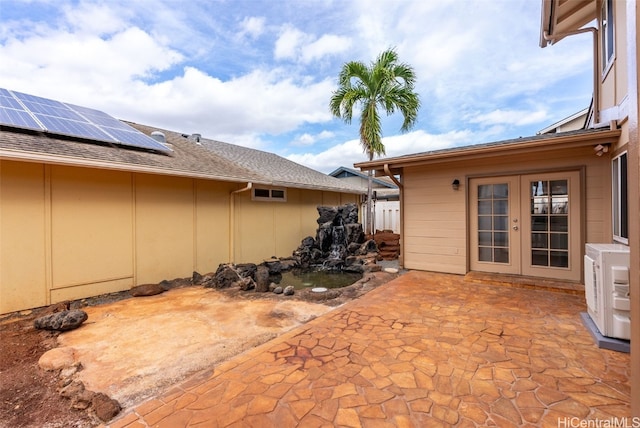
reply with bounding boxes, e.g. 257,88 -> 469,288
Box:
540,0 -> 597,47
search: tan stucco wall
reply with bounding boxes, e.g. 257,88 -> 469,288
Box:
401,145 -> 612,275
0,161 -> 47,311
233,187 -> 357,263
0,160 -> 358,313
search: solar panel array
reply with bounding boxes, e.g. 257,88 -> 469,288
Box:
0,88 -> 171,153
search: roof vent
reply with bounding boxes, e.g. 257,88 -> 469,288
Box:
150,131 -> 166,144
189,133 -> 201,144
150,131 -> 172,150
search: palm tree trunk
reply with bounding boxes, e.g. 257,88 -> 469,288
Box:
367,170 -> 373,236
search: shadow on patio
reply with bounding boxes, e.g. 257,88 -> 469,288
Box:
106,270 -> 630,427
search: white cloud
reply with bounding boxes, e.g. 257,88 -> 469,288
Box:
301,34 -> 352,63
290,130 -> 335,147
469,108 -> 550,127
275,25 -> 351,64
239,16 -> 266,39
274,25 -> 306,60
286,129 -> 475,173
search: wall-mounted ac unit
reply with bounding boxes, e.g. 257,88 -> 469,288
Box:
584,243 -> 630,340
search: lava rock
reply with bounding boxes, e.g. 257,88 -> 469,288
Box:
92,393 -> 121,422
317,206 -> 338,224
192,271 -> 203,284
255,265 -> 270,292
238,277 -> 255,291
34,310 -> 88,331
210,264 -> 241,288
236,263 -> 258,278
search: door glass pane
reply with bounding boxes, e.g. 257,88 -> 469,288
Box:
550,251 -> 569,268
494,248 -> 509,263
476,183 -> 509,264
550,233 -> 568,250
478,201 -> 492,214
493,184 -> 508,198
478,184 -> 492,199
494,232 -> 508,247
479,247 -> 492,262
493,200 -> 508,215
478,216 -> 492,230
529,179 -> 569,268
479,232 -> 492,246
494,216 -> 508,231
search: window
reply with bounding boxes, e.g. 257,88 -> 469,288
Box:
601,0 -> 615,71
252,187 -> 287,202
612,152 -> 628,242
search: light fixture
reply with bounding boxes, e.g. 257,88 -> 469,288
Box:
594,144 -> 609,156
452,179 -> 460,191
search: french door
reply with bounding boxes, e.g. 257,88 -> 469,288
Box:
470,171 -> 582,281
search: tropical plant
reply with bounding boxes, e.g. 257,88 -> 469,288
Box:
330,48 -> 420,235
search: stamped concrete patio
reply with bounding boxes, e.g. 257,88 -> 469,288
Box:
104,271 -> 630,427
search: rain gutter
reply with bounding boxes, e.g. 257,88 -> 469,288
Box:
543,27 -> 602,125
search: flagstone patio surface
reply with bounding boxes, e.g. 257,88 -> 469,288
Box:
103,271 -> 630,427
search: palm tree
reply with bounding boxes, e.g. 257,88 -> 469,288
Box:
330,48 -> 420,235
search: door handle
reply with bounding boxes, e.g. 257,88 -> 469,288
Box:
513,226 -> 519,231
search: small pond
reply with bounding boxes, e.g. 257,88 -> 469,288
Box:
277,269 -> 363,290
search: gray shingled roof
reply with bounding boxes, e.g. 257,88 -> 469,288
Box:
0,122 -> 364,194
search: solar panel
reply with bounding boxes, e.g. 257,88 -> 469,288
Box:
0,88 -> 171,153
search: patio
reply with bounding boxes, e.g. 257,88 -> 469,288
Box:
104,271 -> 630,427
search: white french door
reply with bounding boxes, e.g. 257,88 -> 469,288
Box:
470,171 -> 581,281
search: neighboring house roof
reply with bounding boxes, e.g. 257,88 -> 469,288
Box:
329,166 -> 398,189
355,127 -> 621,172
0,122 -> 364,194
537,108 -> 589,135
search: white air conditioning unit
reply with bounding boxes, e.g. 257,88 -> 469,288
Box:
584,243 -> 630,340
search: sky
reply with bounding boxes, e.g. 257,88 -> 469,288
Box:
0,0 -> 594,173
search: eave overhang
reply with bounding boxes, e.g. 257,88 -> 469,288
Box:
540,0 -> 597,47
0,148 -> 365,195
354,127 -> 621,174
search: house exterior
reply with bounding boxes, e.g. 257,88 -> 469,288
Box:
356,0 -> 639,413
329,166 -> 400,233
0,98 -> 363,314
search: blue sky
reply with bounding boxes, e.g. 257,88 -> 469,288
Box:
0,0 -> 593,173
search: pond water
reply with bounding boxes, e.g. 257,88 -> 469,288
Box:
277,270 -> 362,290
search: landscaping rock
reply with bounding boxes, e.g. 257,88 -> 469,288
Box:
255,265 -> 270,292
210,264 -> 241,288
317,206 -> 338,224
283,286 -> 295,296
34,310 -> 88,331
92,393 -> 121,422
238,277 -> 255,291
273,286 -> 283,294
130,283 -> 165,297
38,347 -> 76,371
59,380 -> 84,399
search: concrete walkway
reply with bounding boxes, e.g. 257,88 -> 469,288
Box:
105,271 -> 630,427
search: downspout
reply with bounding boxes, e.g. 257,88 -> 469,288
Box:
383,163 -> 405,268
543,27 -> 601,125
229,182 -> 252,264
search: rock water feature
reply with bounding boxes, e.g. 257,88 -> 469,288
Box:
199,203 -> 379,296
